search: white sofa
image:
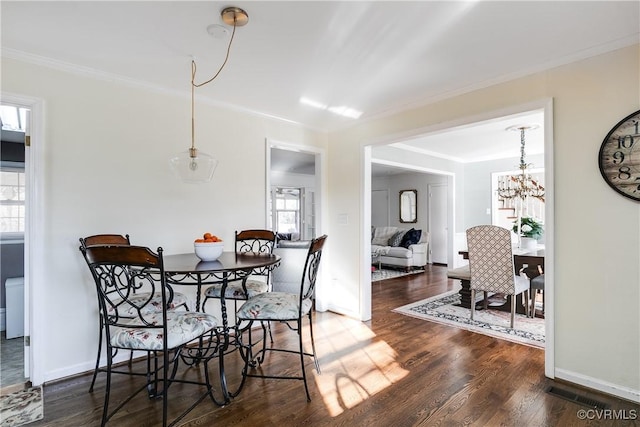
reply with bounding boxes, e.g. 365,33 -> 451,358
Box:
371,226 -> 429,270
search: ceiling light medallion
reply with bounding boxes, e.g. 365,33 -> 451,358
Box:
170,6 -> 249,183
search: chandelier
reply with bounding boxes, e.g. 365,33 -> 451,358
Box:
170,6 -> 249,183
496,125 -> 545,201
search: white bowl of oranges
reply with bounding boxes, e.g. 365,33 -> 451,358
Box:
194,233 -> 224,261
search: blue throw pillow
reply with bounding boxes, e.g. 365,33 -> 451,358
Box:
400,228 -> 422,248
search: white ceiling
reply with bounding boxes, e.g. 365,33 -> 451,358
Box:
2,1 -> 638,166
270,148 -> 316,175
392,109 -> 545,163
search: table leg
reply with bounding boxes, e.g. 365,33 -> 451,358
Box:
217,272 -> 232,403
456,279 -> 485,309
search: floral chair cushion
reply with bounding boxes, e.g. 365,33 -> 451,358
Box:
110,311 -> 218,351
106,291 -> 189,317
236,292 -> 312,321
204,279 -> 268,300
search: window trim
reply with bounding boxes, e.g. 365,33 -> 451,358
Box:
1,161 -> 26,238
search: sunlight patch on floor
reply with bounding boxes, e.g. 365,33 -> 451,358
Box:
313,313 -> 409,416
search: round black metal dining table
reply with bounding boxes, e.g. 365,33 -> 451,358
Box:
162,251 -> 280,403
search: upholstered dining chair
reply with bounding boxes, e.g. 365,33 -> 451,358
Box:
79,234 -> 190,392
202,229 -> 277,319
530,273 -> 545,316
235,234 -> 327,401
81,244 -> 220,427
466,225 -> 530,329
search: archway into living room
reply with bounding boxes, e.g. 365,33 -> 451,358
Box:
362,99 -> 555,378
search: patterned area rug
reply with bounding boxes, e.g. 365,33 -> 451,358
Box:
393,291 -> 545,348
0,386 -> 43,427
371,268 -> 423,282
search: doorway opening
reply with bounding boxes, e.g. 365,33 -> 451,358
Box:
0,103 -> 28,391
266,139 -> 327,310
363,100 -> 555,378
267,144 -> 320,241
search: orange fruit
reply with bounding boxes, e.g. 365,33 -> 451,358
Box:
196,233 -> 222,243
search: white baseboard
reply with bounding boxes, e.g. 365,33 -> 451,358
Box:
0,308 -> 5,331
555,368 -> 640,403
43,352 -> 133,384
325,303 -> 361,320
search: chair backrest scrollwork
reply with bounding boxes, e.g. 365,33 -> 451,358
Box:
300,235 -> 327,301
235,229 -> 277,277
81,245 -> 168,330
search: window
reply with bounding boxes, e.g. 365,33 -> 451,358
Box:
0,105 -> 27,132
0,166 -> 26,233
273,187 -> 301,235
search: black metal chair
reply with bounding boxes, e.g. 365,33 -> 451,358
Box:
202,230 -> 277,342
81,244 -> 220,426
202,229 -> 277,305
79,234 -> 190,392
235,234 -> 327,401
202,229 -> 278,375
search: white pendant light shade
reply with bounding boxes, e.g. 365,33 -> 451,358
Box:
170,148 -> 218,183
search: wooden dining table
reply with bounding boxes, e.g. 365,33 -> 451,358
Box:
162,251 -> 280,403
457,247 -> 544,315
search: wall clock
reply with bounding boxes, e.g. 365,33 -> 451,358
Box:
598,109 -> 640,201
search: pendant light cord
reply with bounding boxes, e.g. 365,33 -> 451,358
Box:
190,16 -> 239,152
192,20 -> 237,88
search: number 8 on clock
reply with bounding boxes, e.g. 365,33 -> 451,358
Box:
598,109 -> 640,202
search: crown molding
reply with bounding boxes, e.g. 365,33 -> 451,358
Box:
347,35 -> 640,132
1,48 -> 317,131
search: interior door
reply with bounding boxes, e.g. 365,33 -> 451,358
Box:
428,184 -> 447,264
371,189 -> 389,226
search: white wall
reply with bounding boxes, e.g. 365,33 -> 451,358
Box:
372,171 -> 447,250
1,57 -> 327,382
327,45 -> 640,401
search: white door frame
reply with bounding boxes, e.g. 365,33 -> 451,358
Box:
2,92 -> 46,386
362,98 -> 555,379
265,139 -> 327,310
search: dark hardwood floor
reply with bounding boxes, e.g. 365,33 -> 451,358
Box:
29,265 -> 639,426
